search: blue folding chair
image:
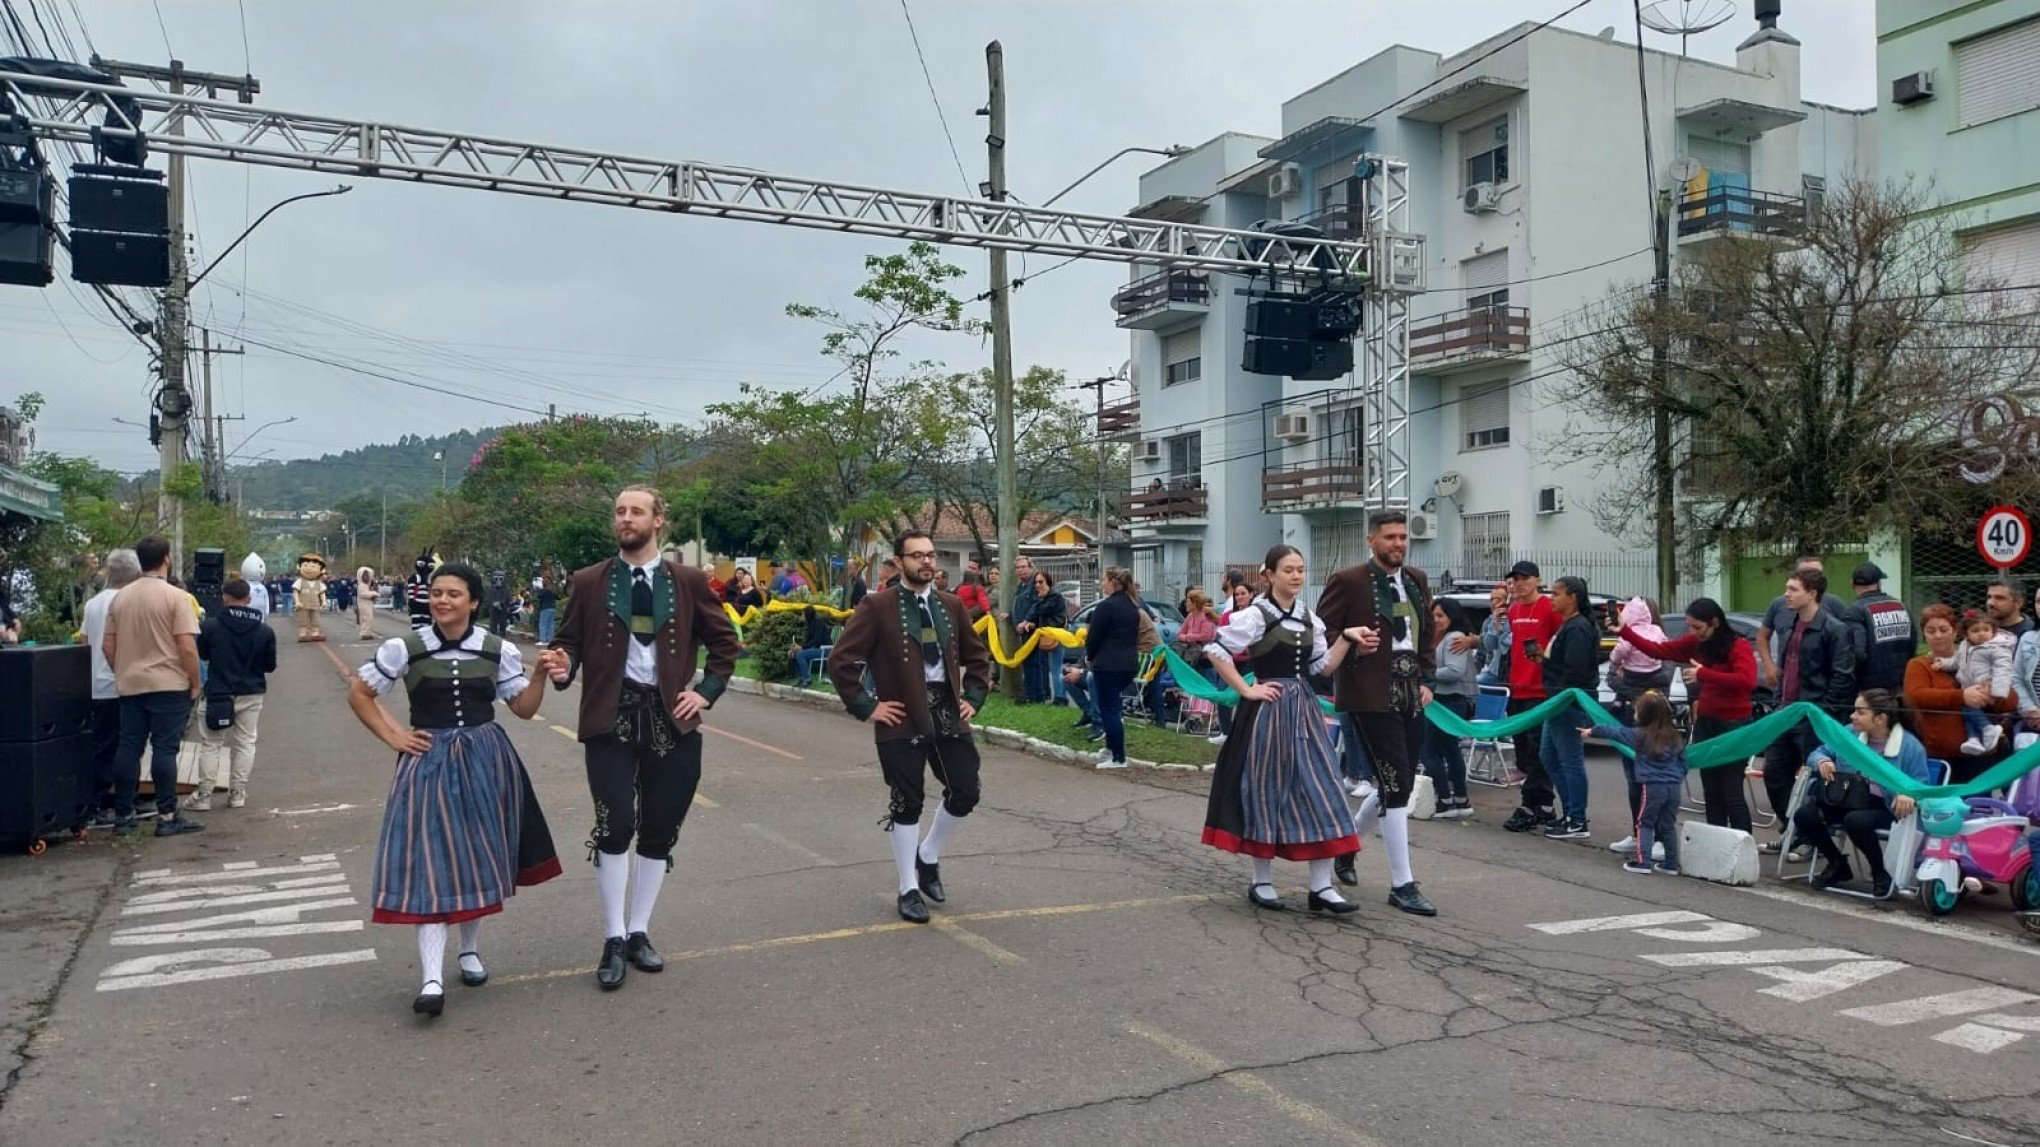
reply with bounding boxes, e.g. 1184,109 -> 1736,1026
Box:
1465,684 -> 1517,788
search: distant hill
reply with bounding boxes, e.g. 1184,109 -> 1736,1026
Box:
233,427 -> 505,510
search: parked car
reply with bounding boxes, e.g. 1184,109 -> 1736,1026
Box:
1069,595 -> 1182,647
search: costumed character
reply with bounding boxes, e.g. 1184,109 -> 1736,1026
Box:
407,551 -> 436,628
294,553 -> 329,642
826,530 -> 994,924
240,553 -> 271,617
356,566 -> 378,640
347,560 -> 560,1017
540,486 -> 742,991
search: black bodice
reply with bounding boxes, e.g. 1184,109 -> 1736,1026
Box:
404,654 -> 500,729
1247,603 -> 1312,681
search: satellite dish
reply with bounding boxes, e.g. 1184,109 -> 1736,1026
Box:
1597,26 -> 1616,40
1638,0 -> 1735,55
1667,158 -> 1704,185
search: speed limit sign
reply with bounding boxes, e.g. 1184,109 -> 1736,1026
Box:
1977,505 -> 2033,569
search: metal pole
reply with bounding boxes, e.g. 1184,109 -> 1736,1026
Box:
380,486 -> 388,573
986,41 -> 1020,697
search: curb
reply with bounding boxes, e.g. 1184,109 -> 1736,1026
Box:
722,676 -> 1204,772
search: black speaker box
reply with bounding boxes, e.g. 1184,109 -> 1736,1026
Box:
0,731 -> 91,845
1293,340 -> 1355,381
68,172 -> 170,235
1242,336 -> 1313,377
69,229 -> 170,288
0,220 -> 53,286
1245,298 -> 1316,342
0,645 -> 93,743
0,168 -> 52,224
191,549 -> 226,588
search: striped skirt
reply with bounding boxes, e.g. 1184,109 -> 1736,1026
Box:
1202,679 -> 1359,861
371,722 -> 562,925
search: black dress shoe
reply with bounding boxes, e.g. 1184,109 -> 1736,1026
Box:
898,889 -> 931,924
596,936 -> 628,990
1812,863 -> 1855,890
1246,882 -> 1285,910
1388,882 -> 1437,917
625,932 -> 664,973
412,982 -> 444,1017
457,951 -> 488,987
916,856 -> 946,903
1307,889 -> 1360,915
1333,851 -> 1359,887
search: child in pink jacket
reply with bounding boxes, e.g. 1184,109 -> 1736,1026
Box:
1607,597 -> 1670,708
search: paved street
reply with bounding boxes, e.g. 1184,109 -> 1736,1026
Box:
4,615 -> 2040,1146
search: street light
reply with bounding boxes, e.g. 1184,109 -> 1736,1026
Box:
224,415 -> 296,463
1039,145 -> 1191,208
188,185 -> 353,290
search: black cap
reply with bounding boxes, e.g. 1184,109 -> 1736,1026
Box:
1852,562 -> 1885,587
1506,560 -> 1540,580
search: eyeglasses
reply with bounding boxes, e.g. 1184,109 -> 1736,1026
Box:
901,550 -> 938,561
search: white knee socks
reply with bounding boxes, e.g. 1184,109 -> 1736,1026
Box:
1251,856 -> 1274,888
595,851 -> 629,939
626,854 -> 667,936
891,822 -> 923,895
416,922 -> 446,992
918,806 -> 963,865
1381,806 -> 1415,888
1352,789 -> 1382,839
1307,858 -> 1346,902
456,920 -> 483,977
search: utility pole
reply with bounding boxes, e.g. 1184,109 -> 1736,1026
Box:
89,56 -> 259,578
982,41 -> 1021,696
1075,374 -> 1114,574
197,327 -> 245,501
1649,188 -> 1675,607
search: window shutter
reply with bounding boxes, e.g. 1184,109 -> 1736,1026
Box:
1162,329 -> 1199,364
1958,18 -> 2040,127
1963,219 -> 2040,309
1685,135 -> 1749,177
1463,382 -> 1510,434
1461,250 -> 1509,294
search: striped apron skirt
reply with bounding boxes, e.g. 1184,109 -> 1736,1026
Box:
371,722 -> 562,925
1202,678 -> 1359,861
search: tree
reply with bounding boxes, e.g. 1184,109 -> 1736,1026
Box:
1549,180 -> 2040,565
916,365 -> 1106,558
445,415 -> 678,573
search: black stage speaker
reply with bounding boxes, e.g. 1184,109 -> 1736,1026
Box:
1293,340 -> 1355,381
68,172 -> 169,235
1245,298 -> 1316,342
1242,336 -> 1313,378
191,548 -> 226,617
0,731 -> 92,846
0,167 -> 55,287
0,645 -> 92,743
68,230 -> 170,288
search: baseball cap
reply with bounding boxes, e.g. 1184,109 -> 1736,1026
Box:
1506,560 -> 1540,580
1852,563 -> 1885,586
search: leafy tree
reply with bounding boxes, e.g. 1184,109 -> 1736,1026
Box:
915,365 -> 1110,559
445,415 -> 678,573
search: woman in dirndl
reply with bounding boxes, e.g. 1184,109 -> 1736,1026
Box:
1202,544 -> 1371,914
347,561 -> 561,1017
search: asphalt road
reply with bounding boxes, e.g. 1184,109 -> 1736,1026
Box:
3,611 -> 2039,1146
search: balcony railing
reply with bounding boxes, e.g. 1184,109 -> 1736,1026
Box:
1122,479 -> 1208,524
1111,268 -> 1211,329
1294,201 -> 1363,242
1097,398 -> 1141,441
1676,186 -> 1804,238
1261,461 -> 1365,509
1410,305 -> 1530,365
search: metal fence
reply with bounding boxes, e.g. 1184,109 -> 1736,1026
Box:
1907,531 -> 2040,617
1438,548 -> 1660,601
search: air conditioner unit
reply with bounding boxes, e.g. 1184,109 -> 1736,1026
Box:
1138,439 -> 1163,463
1267,164 -> 1301,199
1892,70 -> 1934,106
1537,485 -> 1566,515
1462,182 -> 1501,214
1407,512 -> 1437,541
1274,411 -> 1311,441
1432,470 -> 1464,500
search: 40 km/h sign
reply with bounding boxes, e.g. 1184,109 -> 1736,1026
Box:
1977,506 -> 2033,570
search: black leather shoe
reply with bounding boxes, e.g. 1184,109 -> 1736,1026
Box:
1307,889 -> 1360,915
625,932 -> 664,973
1246,882 -> 1285,910
1333,851 -> 1359,887
154,815 -> 205,837
412,982 -> 444,1016
916,856 -> 946,903
596,936 -> 628,990
1812,863 -> 1855,890
898,889 -> 931,924
1388,882 -> 1437,917
457,951 -> 488,987
1871,873 -> 1894,899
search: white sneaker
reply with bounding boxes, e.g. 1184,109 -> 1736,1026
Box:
1206,733 -> 1226,746
1960,737 -> 1987,757
182,791 -> 212,812
1653,841 -> 1666,861
1607,835 -> 1637,853
227,788 -> 247,809
1094,749 -> 1128,770
1347,779 -> 1377,802
1981,724 -> 2005,753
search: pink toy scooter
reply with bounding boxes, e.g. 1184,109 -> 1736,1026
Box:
1915,797 -> 2034,915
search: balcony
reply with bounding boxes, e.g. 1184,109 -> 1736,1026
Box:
1122,479 -> 1208,525
1112,268 -> 1211,330
1294,201 -> 1363,242
1261,461 -> 1366,511
1096,397 -> 1141,442
1410,304 -> 1530,373
1676,187 -> 1804,240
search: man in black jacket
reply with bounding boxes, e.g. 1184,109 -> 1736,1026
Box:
1527,575 -> 1601,840
186,578 -> 278,811
1759,567 -> 1857,853
1844,563 -> 1912,693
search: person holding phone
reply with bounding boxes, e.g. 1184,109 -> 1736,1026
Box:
1501,562 -> 1559,832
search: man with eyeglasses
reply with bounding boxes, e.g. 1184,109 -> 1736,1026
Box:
828,530 -> 993,923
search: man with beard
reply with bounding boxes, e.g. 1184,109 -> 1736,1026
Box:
1316,510 -> 1438,917
827,530 -> 993,923
539,486 -> 742,990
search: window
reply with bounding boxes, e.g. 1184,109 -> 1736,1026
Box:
1461,118 -> 1509,189
1801,174 -> 1826,221
1459,512 -> 1511,581
1161,329 -> 1202,387
1166,432 -> 1201,480
1324,404 -> 1363,469
1962,218 -> 2040,312
1957,17 -> 2040,127
1461,250 -> 1510,313
1461,382 -> 1511,451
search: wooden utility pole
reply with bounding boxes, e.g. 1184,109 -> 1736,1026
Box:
984,41 -> 1021,696
197,327 -> 245,502
1650,189 -> 1675,607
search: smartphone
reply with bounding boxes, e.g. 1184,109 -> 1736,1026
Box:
1524,638 -> 1542,659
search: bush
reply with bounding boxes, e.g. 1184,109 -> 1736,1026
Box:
747,607 -> 808,683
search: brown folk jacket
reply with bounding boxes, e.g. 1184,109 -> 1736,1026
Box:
1316,560 -> 1436,713
826,584 -> 992,744
549,556 -> 741,740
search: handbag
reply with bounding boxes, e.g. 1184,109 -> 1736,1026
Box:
1815,769 -> 1875,813
204,693 -> 237,731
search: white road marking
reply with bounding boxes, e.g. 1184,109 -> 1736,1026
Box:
1934,1024 -> 2026,1054
1740,886 -> 2040,960
1747,960 -> 1908,1002
127,874 -> 349,907
1528,911 -> 1709,935
266,803 -> 358,816
1640,947 -> 1871,967
111,921 -> 365,946
1631,919 -> 1762,943
97,948 -> 377,992
1973,1013 -> 2040,1032
132,860 -> 340,888
122,884 -> 356,917
222,861 -> 260,871
1840,987 -> 2039,1026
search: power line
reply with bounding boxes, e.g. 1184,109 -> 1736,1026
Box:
897,0 -> 973,195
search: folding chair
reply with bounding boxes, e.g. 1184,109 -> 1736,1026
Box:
1176,694 -> 1219,737
1778,759 -> 1946,900
1465,684 -> 1518,787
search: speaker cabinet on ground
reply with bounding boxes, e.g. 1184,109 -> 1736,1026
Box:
0,645 -> 91,743
0,732 -> 91,847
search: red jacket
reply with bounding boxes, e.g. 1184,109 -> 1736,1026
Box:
1506,596 -> 1558,700
956,583 -> 991,616
1619,626 -> 1758,722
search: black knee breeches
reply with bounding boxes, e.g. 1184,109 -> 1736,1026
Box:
876,734 -> 981,827
1351,708 -> 1423,810
585,685 -> 701,861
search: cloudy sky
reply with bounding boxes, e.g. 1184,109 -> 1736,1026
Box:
5,0 -> 1875,480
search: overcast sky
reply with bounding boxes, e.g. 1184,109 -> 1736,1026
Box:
5,0 -> 1876,481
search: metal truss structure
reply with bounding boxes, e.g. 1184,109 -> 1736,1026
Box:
0,68 -> 1372,279
1360,158 -> 1420,510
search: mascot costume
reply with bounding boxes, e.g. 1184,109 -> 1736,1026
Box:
407,551 -> 437,629
295,553 -> 329,642
355,566 -> 378,640
241,553 -> 271,617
